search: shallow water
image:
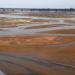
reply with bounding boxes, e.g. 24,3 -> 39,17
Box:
0,14 -> 75,36
0,23 -> 75,36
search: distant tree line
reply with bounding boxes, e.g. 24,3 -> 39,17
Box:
29,8 -> 75,12
0,8 -> 75,12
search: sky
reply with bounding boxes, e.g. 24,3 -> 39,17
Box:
0,0 -> 74,8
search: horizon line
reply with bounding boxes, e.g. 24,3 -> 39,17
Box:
0,8 -> 75,9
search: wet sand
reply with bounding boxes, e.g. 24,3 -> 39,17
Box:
0,36 -> 75,75
0,13 -> 75,75
41,29 -> 75,34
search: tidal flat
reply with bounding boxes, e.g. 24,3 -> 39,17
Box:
0,12 -> 75,75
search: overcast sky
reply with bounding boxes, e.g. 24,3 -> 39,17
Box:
0,0 -> 74,8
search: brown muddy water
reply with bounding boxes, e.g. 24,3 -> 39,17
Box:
0,14 -> 75,75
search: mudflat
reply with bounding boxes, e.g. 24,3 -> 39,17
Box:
0,13 -> 75,75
